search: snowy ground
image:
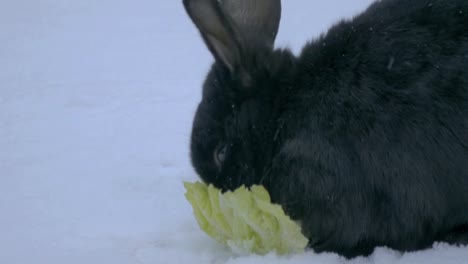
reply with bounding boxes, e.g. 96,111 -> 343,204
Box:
1,1 -> 466,263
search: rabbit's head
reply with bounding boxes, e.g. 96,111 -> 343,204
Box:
184,0 -> 295,190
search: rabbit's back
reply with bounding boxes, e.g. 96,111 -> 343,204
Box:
271,0 -> 468,257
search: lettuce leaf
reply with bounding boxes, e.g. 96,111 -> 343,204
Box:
184,182 -> 309,255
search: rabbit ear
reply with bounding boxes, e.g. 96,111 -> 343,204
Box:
183,0 -> 243,72
184,0 -> 281,73
221,0 -> 281,49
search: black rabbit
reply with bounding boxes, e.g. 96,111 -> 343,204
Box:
183,0 -> 468,258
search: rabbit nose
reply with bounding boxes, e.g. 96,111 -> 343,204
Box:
222,163 -> 255,191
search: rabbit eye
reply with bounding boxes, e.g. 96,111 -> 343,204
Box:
214,144 -> 227,168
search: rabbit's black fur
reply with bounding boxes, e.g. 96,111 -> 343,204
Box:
185,0 -> 468,258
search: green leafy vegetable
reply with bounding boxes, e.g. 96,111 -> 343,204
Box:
184,182 -> 309,255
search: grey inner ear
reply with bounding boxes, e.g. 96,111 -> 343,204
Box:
205,34 -> 237,71
184,0 -> 281,72
220,0 -> 281,48
183,0 -> 242,72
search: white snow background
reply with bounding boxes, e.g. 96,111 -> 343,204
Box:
1,0 -> 466,263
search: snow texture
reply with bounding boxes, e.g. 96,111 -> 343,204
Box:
0,0 -> 466,263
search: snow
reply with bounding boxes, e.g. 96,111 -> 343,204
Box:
0,0 -> 466,263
